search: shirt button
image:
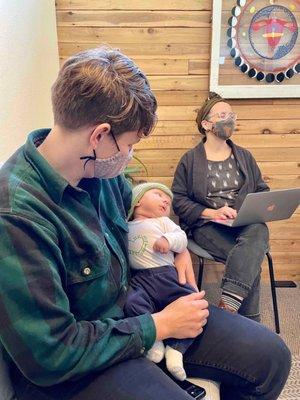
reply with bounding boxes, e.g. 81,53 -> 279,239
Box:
105,233 -> 109,238
82,266 -> 91,276
140,347 -> 145,355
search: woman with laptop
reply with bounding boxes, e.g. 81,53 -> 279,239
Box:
172,92 -> 269,321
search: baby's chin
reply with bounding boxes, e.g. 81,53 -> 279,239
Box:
154,210 -> 169,218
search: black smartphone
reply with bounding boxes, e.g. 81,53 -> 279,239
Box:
175,379 -> 206,399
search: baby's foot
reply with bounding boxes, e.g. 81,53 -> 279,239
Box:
146,340 -> 165,363
165,345 -> 186,381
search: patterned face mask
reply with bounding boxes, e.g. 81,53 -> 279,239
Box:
212,117 -> 236,140
94,148 -> 133,179
80,129 -> 134,179
80,148 -> 133,179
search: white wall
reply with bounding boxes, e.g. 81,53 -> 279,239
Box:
0,0 -> 59,163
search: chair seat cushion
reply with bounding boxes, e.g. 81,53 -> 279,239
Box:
187,239 -> 215,260
187,377 -> 220,400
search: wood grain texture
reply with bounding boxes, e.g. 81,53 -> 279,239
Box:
56,10 -> 211,27
55,0 -> 212,11
58,27 -> 211,44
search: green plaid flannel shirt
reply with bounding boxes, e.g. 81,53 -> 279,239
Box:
0,129 -> 155,386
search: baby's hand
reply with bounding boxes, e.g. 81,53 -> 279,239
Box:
153,237 -> 170,254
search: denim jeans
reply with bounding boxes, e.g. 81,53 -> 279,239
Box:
11,306 -> 290,400
192,223 -> 269,320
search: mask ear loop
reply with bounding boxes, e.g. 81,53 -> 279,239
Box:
80,149 -> 96,170
203,116 -> 213,135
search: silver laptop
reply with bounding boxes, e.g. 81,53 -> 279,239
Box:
212,188 -> 300,227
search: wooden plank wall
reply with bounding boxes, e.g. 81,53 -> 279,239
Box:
55,0 -> 300,281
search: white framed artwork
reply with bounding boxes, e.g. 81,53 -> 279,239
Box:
210,0 -> 300,98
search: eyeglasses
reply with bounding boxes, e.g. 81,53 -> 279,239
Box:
207,111 -> 237,121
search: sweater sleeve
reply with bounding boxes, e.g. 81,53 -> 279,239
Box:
162,217 -> 188,253
172,157 -> 207,226
249,153 -> 270,193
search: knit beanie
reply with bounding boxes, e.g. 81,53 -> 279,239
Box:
128,182 -> 173,220
196,92 -> 228,134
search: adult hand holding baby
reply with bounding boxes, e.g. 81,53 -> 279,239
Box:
152,290 -> 209,341
174,249 -> 198,291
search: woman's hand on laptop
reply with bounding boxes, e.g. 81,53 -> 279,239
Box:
202,206 -> 237,220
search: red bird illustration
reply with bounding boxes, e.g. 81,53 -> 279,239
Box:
251,18 -> 297,48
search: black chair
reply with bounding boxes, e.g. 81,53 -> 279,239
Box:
187,239 -> 280,334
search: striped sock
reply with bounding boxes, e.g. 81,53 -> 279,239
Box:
221,291 -> 243,312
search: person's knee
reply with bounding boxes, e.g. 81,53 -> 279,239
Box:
268,333 -> 291,375
252,223 -> 269,241
255,331 -> 291,396
240,223 -> 269,251
257,223 -> 269,243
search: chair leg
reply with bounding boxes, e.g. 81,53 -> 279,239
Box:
266,252 -> 280,334
197,257 -> 204,290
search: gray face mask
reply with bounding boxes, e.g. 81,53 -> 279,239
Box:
94,148 -> 133,179
212,117 -> 236,140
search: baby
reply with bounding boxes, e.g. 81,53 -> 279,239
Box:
125,182 -> 197,381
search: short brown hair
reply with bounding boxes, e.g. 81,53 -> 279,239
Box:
196,92 -> 227,135
51,46 -> 157,136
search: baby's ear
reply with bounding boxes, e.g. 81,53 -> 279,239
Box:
133,201 -> 141,214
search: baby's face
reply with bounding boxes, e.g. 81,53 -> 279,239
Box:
137,189 -> 171,218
